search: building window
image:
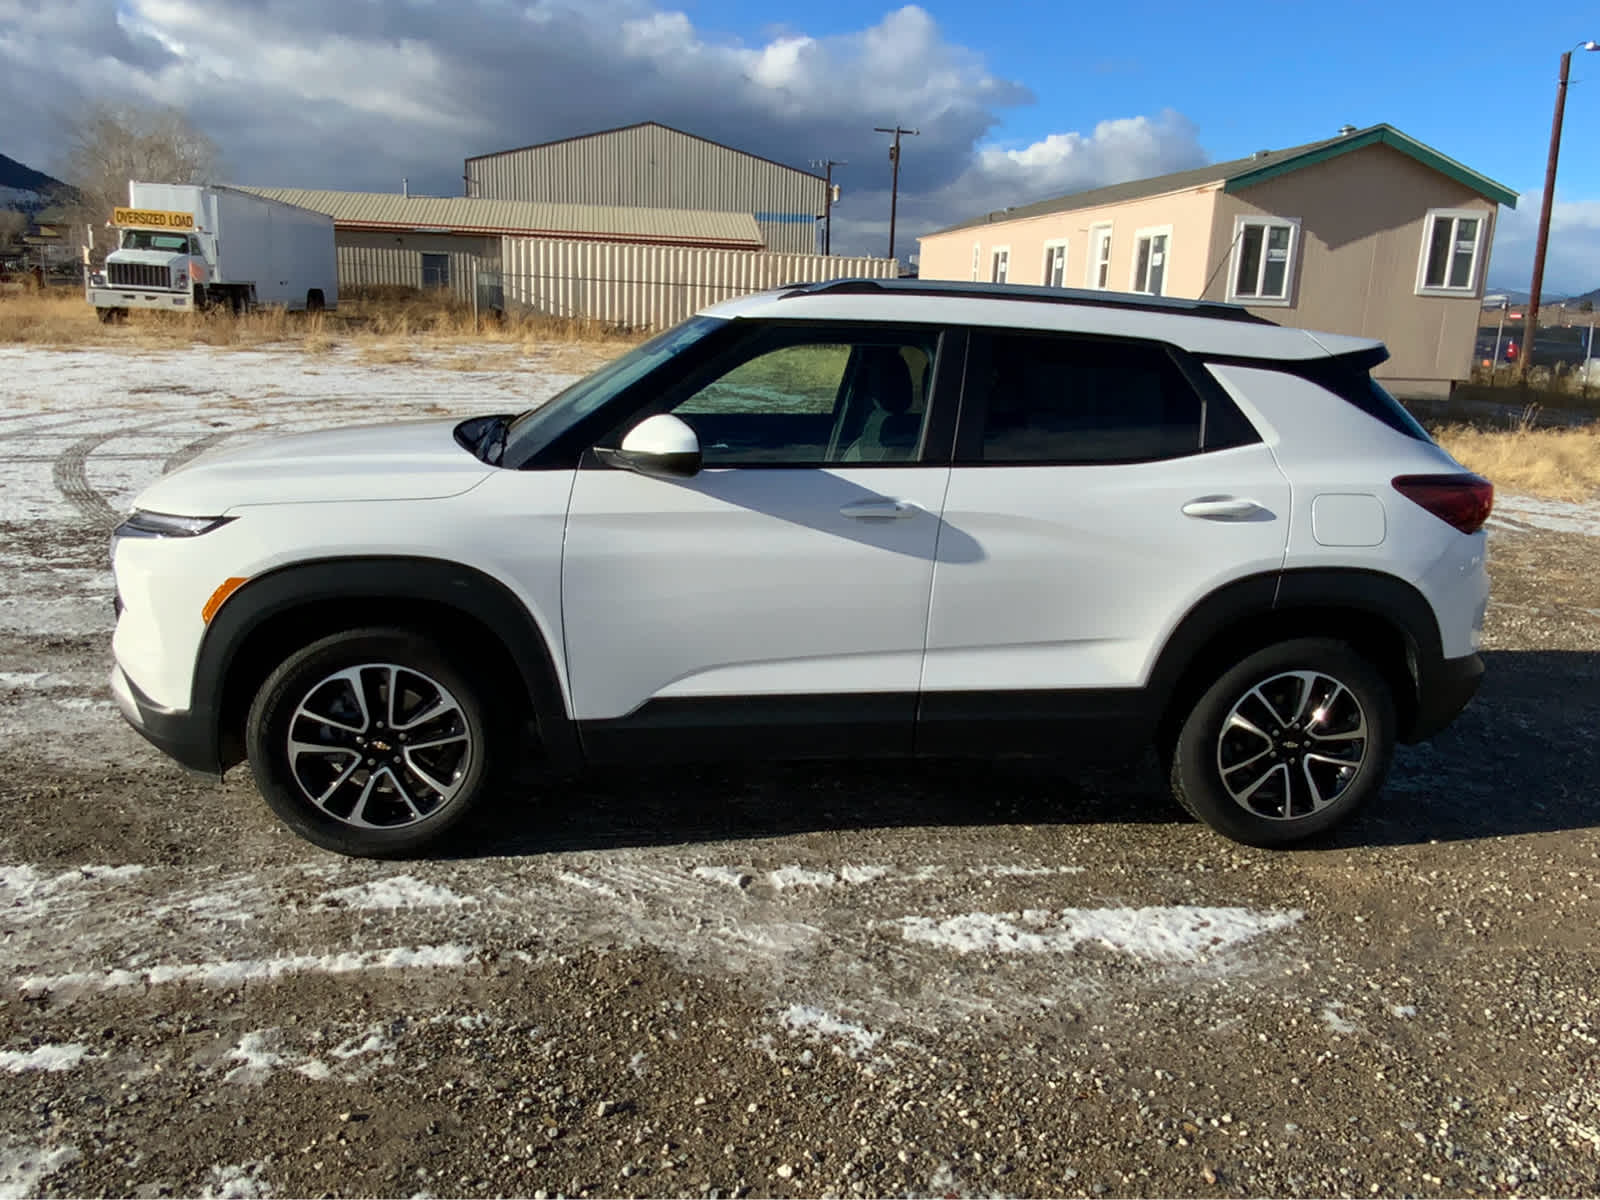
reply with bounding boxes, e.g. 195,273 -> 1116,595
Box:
1229,217 -> 1300,305
1087,225 -> 1112,289
1130,227 -> 1171,296
421,253 -> 450,290
1417,209 -> 1485,295
1042,242 -> 1068,288
971,242 -> 982,281
991,247 -> 1010,283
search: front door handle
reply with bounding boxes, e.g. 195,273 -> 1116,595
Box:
1182,496 -> 1269,521
839,499 -> 919,520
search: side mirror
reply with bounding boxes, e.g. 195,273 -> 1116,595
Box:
594,413 -> 702,479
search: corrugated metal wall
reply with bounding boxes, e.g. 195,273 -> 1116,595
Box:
334,231 -> 500,303
468,125 -> 825,254
499,239 -> 898,329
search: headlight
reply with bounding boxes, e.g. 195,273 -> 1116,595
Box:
174,272 -> 188,288
90,272 -> 106,287
114,510 -> 234,539
111,510 -> 234,569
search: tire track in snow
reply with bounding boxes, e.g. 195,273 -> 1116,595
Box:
161,428 -> 241,475
52,422 -> 173,529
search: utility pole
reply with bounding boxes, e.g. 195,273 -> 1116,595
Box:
811,159 -> 845,255
874,126 -> 919,263
1524,41 -> 1599,383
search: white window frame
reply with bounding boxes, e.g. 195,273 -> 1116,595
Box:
1041,239 -> 1069,288
991,245 -> 1010,284
1227,216 -> 1301,307
1129,225 -> 1173,296
1415,208 -> 1487,297
971,242 -> 982,282
1086,223 -> 1113,289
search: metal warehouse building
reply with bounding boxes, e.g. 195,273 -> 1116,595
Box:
236,184 -> 896,327
237,185 -> 764,302
464,122 -> 827,255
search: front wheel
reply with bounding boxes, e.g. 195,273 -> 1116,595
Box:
1169,638 -> 1396,847
246,628 -> 500,856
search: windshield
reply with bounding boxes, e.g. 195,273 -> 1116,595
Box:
505,315 -> 726,459
120,230 -> 197,254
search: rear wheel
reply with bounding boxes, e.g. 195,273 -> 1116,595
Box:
246,628 -> 501,856
306,289 -> 325,313
1169,638 -> 1396,847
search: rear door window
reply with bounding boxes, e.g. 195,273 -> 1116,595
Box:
958,332 -> 1256,464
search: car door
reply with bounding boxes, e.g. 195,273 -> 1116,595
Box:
920,328 -> 1292,753
562,322 -> 957,761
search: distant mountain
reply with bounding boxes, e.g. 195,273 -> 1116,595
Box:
0,152 -> 73,213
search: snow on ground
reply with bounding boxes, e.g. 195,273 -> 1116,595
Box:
1488,493 -> 1600,538
896,905 -> 1303,961
0,1140 -> 79,1200
0,1043 -> 88,1073
1,852 -> 1307,1033
0,343 -> 583,527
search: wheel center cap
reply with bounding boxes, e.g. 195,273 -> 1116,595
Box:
369,738 -> 392,753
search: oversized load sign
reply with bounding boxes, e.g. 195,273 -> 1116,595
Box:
112,208 -> 196,230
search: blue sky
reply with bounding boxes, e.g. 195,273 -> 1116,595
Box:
7,1 -> 1600,292
684,0 -> 1600,291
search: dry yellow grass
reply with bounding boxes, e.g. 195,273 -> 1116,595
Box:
1433,420 -> 1600,502
0,287 -> 641,354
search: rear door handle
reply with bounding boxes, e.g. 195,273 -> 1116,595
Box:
1182,496 -> 1268,521
839,499 -> 919,520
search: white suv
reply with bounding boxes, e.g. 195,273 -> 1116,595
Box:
109,280 -> 1491,856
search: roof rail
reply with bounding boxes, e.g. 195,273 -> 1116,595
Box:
777,278 -> 1276,325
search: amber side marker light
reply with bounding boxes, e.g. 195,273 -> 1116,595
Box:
202,577 -> 249,623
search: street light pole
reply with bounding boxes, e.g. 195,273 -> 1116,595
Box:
874,125 -> 919,263
1523,40 -> 1599,383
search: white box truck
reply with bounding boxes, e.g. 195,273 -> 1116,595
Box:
87,182 -> 338,322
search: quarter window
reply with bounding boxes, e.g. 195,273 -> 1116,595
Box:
664,330 -> 939,466
1230,218 -> 1299,303
962,333 -> 1232,465
1417,209 -> 1484,294
1042,242 -> 1068,288
1131,228 -> 1170,295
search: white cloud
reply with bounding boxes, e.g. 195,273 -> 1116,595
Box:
0,1 -> 1208,258
1488,195 -> 1600,297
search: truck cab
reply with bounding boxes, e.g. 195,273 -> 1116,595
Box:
86,182 -> 336,322
88,227 -> 210,320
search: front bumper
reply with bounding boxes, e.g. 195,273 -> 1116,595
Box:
1405,651 -> 1484,743
109,664 -> 221,778
88,287 -> 189,311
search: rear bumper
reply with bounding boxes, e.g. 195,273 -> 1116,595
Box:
1405,652 -> 1483,743
109,664 -> 221,778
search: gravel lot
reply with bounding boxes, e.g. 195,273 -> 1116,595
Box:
1,344 -> 1598,1199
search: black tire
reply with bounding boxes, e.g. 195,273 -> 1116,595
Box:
95,306 -> 116,324
246,627 -> 502,857
1169,638 -> 1396,847
306,289 -> 325,313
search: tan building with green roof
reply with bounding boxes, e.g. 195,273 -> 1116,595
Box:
917,124 -> 1518,397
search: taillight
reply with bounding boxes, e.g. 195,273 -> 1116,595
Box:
1391,473 -> 1494,534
